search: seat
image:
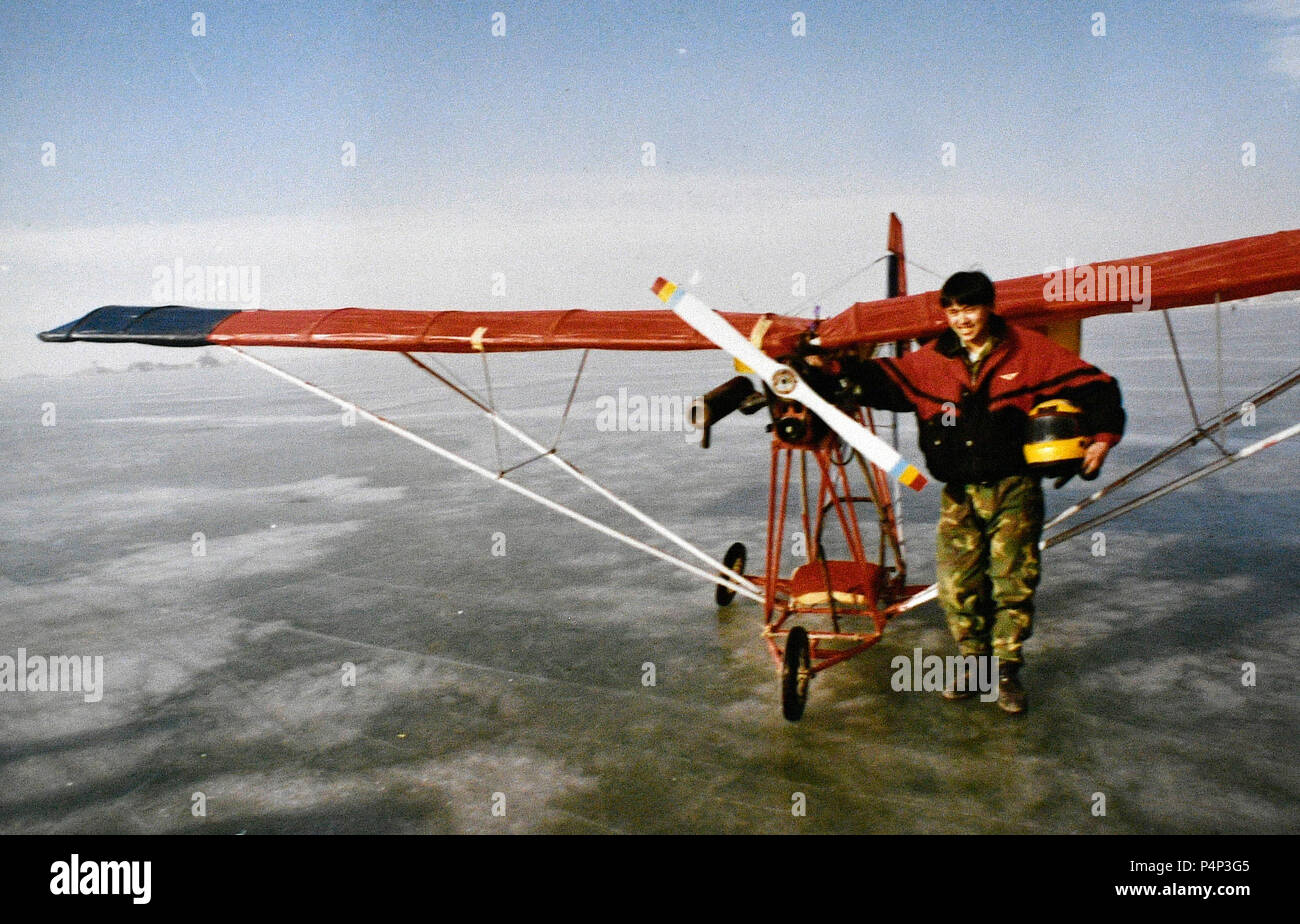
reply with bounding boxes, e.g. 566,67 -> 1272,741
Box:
788,560 -> 881,608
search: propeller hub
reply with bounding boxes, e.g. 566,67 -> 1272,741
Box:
771,367 -> 798,395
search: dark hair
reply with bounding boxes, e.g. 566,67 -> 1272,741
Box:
939,271 -> 995,308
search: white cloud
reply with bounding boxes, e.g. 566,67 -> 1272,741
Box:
1232,0 -> 1300,87
1265,31 -> 1300,78
1232,0 -> 1300,19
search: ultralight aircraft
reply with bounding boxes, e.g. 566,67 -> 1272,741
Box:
39,216 -> 1300,719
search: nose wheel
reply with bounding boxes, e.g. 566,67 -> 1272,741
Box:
781,626 -> 812,721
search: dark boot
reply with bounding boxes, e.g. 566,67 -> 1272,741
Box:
941,658 -> 977,700
997,663 -> 1027,715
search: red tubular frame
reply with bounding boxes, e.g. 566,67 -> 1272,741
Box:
757,429 -> 928,678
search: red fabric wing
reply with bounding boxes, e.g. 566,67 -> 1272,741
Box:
57,231 -> 1294,355
208,307 -> 812,355
819,229 -> 1300,348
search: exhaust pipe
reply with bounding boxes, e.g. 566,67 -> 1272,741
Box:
689,376 -> 761,447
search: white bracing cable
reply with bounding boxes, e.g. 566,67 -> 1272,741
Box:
1043,421 -> 1300,546
229,347 -> 764,604
401,353 -> 761,595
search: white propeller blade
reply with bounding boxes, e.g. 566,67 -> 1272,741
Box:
653,278 -> 928,492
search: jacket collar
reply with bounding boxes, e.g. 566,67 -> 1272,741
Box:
936,312 -> 1009,358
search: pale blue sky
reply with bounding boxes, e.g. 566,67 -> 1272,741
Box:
5,0 -> 1298,224
3,0 -> 1299,374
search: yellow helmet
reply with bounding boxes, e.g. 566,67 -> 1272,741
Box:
1024,399 -> 1090,477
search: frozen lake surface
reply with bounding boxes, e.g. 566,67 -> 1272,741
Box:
1,300 -> 1297,833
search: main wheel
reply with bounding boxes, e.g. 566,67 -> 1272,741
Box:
781,626 -> 812,721
715,542 -> 747,606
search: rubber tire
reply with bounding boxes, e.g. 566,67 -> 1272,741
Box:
782,626 -> 811,721
715,542 -> 747,606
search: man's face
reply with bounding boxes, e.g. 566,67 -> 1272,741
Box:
943,302 -> 991,347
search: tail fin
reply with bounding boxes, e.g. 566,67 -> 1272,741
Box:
887,212 -> 907,298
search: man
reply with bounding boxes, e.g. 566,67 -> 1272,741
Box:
820,271 -> 1124,714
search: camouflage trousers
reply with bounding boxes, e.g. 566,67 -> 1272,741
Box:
936,475 -> 1044,666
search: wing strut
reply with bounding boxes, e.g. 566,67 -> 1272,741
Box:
1045,364 -> 1300,531
227,347 -> 764,604
399,351 -> 761,593
1043,421 -> 1300,547
878,365 -> 1300,616
1163,310 -> 1229,456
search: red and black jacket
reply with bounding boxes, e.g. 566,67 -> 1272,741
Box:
838,315 -> 1125,485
